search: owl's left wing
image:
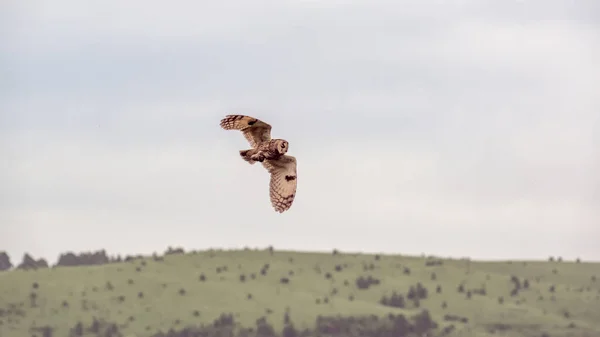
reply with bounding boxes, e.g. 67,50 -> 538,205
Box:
262,155 -> 297,213
220,115 -> 272,148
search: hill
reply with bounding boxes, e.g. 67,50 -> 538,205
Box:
1,248 -> 599,337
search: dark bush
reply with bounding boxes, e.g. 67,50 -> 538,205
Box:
380,291 -> 405,308
70,321 -> 83,337
425,259 -> 443,267
164,246 -> 185,255
29,292 -> 38,307
0,251 -> 12,271
56,250 -> 110,267
472,285 -> 487,296
412,310 -> 438,335
443,314 -> 469,323
355,275 -> 380,290
17,253 -> 48,270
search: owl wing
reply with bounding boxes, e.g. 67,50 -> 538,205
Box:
220,115 -> 272,148
262,155 -> 297,213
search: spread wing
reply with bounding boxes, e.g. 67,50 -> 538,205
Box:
220,115 -> 272,148
262,155 -> 297,213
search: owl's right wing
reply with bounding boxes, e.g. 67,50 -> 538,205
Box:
220,115 -> 272,148
262,155 -> 297,213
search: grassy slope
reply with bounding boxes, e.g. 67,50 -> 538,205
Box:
1,249 -> 599,337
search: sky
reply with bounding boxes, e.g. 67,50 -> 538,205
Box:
1,0 -> 599,264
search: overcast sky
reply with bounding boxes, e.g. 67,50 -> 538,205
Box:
1,0 -> 599,264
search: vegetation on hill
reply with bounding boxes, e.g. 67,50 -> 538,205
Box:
0,247 -> 599,337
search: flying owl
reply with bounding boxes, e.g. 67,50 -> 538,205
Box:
220,115 -> 298,213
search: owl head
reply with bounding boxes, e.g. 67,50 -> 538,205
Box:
276,139 -> 289,154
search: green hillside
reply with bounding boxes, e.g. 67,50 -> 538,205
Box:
1,248 -> 599,337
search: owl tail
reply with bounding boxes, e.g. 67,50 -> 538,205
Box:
239,149 -> 257,165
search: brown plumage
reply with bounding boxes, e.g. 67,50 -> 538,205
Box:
220,115 -> 298,213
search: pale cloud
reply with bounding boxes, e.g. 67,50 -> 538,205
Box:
1,0 -> 598,263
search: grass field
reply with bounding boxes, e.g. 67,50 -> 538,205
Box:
1,248 -> 599,337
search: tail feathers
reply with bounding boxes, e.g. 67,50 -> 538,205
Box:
239,149 -> 256,165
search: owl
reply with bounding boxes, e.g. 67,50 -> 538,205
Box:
220,115 -> 298,213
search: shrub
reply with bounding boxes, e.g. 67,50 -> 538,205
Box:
425,259 -> 443,267
355,275 -> 380,290
380,291 -> 406,308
